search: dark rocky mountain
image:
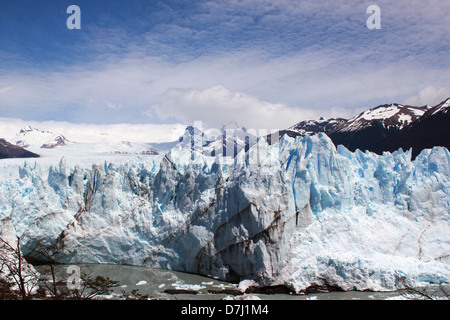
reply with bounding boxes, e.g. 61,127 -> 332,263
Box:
280,98 -> 449,159
373,98 -> 450,159
279,118 -> 346,138
328,104 -> 428,154
0,138 -> 39,159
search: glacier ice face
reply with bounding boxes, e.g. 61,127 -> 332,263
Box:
0,133 -> 449,292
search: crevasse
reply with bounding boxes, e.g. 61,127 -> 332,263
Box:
0,133 -> 449,292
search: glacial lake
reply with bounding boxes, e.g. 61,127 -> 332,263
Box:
32,263 -> 413,300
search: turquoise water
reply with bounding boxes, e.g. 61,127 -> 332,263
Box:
34,263 -> 407,300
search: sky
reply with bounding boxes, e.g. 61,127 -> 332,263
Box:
1,0 -> 450,130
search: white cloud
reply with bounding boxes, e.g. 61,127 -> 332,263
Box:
1,48 -> 449,128
152,85 -> 355,129
0,83 -> 14,94
0,117 -> 186,144
403,86 -> 450,107
1,0 -> 450,126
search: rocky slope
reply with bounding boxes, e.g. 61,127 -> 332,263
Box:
0,138 -> 39,159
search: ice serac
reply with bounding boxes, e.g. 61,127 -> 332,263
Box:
1,133 -> 449,292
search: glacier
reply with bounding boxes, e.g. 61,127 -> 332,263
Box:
0,133 -> 449,293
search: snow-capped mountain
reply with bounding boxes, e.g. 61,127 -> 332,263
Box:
286,104 -> 427,138
427,97 -> 450,117
328,104 -> 428,154
374,97 -> 450,158
283,118 -> 346,137
12,126 -> 162,157
4,122 -> 254,160
0,118 -> 186,159
178,122 -> 257,158
15,126 -> 71,149
334,104 -> 428,132
283,99 -> 447,158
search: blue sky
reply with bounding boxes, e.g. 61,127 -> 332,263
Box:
1,0 -> 450,128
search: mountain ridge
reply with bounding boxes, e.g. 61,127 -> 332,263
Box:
1,96 -> 448,160
0,138 -> 39,159
283,97 -> 449,158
